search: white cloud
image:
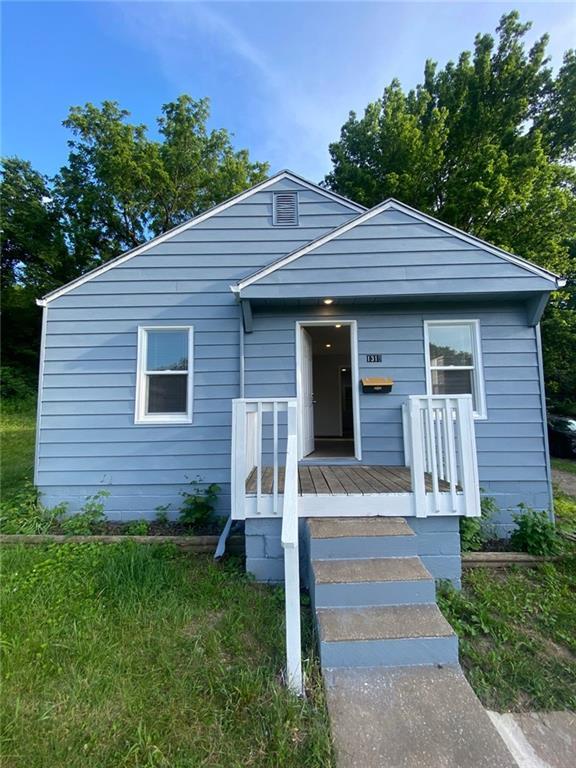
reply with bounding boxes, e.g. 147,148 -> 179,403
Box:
112,2 -> 381,179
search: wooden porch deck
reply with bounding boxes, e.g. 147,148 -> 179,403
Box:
246,465 -> 454,496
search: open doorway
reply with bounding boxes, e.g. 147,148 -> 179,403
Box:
296,321 -> 360,460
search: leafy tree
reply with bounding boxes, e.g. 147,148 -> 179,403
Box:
326,12 -> 576,413
1,159 -> 72,392
1,96 -> 268,393
54,94 -> 268,269
1,158 -> 71,293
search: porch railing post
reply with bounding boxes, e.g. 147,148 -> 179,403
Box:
456,396 -> 481,517
231,399 -> 247,520
282,399 -> 302,695
407,397 -> 427,517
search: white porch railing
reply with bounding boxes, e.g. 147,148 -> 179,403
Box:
402,394 -> 481,518
231,397 -> 303,694
231,398 -> 297,519
280,401 -> 303,694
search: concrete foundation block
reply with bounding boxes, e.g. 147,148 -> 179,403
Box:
245,556 -> 284,583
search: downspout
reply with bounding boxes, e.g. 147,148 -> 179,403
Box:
216,291 -> 244,558
535,323 -> 554,521
239,311 -> 245,398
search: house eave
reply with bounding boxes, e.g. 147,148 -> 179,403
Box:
38,171 -> 365,306
236,198 -> 564,292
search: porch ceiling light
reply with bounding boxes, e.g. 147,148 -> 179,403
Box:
325,343 -> 332,348
335,324 -> 342,328
323,298 -> 334,305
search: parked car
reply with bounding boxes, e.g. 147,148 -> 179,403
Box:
547,414 -> 576,459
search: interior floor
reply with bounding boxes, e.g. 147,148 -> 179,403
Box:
308,438 -> 355,458
304,324 -> 355,459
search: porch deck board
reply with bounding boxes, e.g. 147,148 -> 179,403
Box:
245,465 -> 454,496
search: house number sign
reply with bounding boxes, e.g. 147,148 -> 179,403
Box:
366,354 -> 382,363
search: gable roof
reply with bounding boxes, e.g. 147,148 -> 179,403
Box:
234,198 -> 565,293
38,170 -> 365,306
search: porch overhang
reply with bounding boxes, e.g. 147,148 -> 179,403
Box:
232,289 -> 555,329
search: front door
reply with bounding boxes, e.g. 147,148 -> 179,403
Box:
300,327 -> 315,456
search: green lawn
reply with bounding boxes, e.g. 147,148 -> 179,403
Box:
1,543 -> 333,768
438,558 -> 576,712
1,401 -> 333,766
551,457 -> 576,477
3,398 -> 575,738
1,399 -> 36,501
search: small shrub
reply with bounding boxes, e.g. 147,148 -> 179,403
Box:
511,504 -> 561,556
460,493 -> 498,552
154,504 -> 171,525
0,365 -> 36,403
61,490 -> 110,536
0,481 -> 67,534
124,520 -> 150,536
179,478 -> 220,530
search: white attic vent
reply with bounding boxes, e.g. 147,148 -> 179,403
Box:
273,191 -> 299,226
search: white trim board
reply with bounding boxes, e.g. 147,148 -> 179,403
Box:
295,319 -> 362,461
423,319 -> 487,420
134,325 -> 195,425
235,198 -> 565,292
33,304 -> 48,485
238,492 -> 466,519
38,170 -> 365,306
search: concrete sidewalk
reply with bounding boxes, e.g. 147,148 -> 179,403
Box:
488,711 -> 576,768
324,665 -> 517,768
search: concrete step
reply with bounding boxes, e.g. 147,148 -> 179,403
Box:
308,517 -> 417,559
317,603 -> 458,668
308,517 -> 414,538
324,665 -> 517,767
312,556 -> 436,607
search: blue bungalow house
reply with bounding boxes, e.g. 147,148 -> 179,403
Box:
36,170 -> 563,687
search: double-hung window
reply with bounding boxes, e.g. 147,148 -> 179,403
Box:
135,327 -> 193,423
424,320 -> 486,418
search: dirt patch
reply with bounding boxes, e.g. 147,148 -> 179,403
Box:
103,520 -> 225,536
520,623 -> 576,664
182,610 -> 225,638
553,469 -> 576,498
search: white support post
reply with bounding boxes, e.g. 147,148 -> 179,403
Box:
282,400 -> 303,695
402,402 -> 412,467
283,543 -> 302,695
456,397 -> 481,517
425,398 -> 440,513
408,398 -> 427,518
255,401 -> 262,515
445,399 -> 459,513
273,401 -> 279,517
231,400 -> 247,520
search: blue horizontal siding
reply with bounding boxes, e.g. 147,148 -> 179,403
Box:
242,207 -> 555,299
37,178 -> 358,515
244,301 -> 551,519
38,180 -> 551,523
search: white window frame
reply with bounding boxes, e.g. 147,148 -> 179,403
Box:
423,319 -> 487,420
135,326 -> 194,425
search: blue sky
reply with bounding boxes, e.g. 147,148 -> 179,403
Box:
2,1 -> 575,182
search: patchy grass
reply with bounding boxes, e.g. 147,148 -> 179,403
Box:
551,457 -> 576,477
0,543 -> 333,768
1,398 -> 36,502
554,489 -> 576,537
438,558 -> 576,712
